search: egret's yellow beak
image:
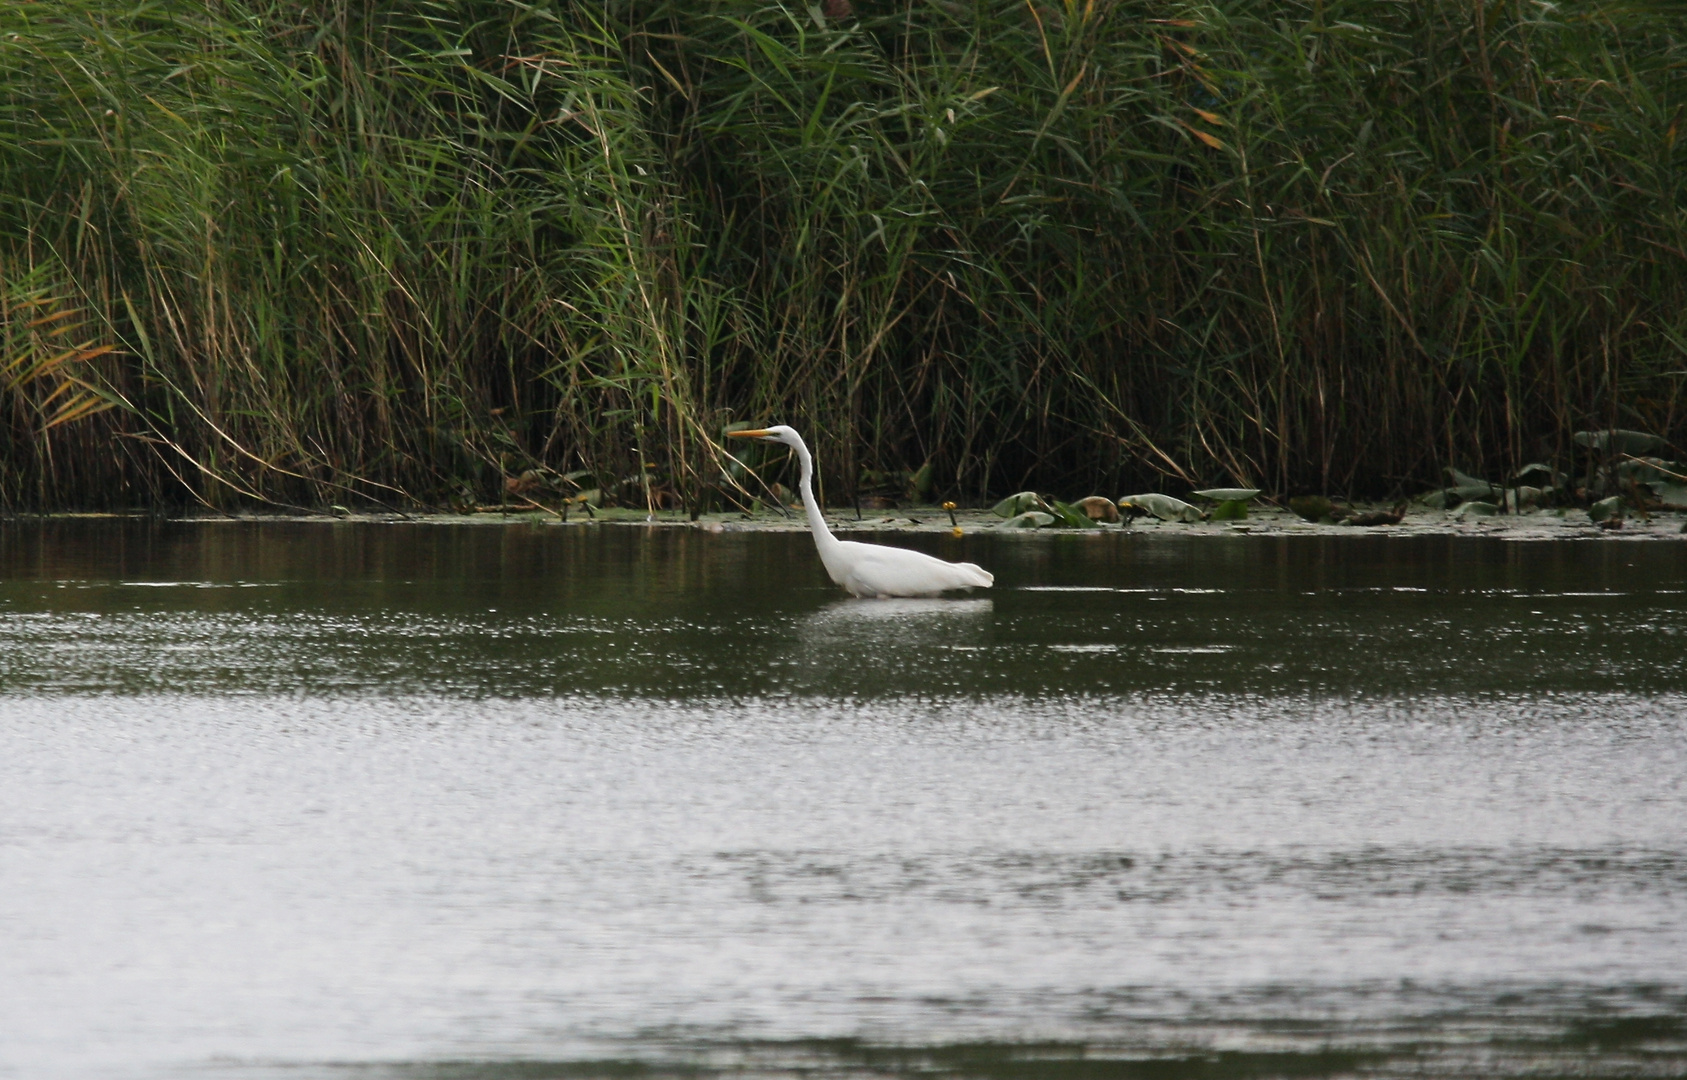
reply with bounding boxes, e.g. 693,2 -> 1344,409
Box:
727,429 -> 773,439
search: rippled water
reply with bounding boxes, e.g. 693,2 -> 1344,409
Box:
2,520 -> 1685,1079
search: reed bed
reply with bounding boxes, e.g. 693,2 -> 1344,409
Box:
1,0 -> 1683,510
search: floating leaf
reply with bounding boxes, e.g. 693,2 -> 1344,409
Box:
1454,500 -> 1500,518
1450,484 -> 1499,501
1288,495 -> 1332,522
909,461 -> 935,501
1048,499 -> 1100,528
1444,467 -> 1500,498
1420,473 -> 1499,507
1588,495 -> 1624,522
1573,429 -> 1667,456
997,510 -> 1055,528
992,491 -> 1050,518
1345,506 -> 1405,527
1209,499 -> 1249,520
1191,488 -> 1260,502
1653,483 -> 1687,509
1120,493 -> 1206,522
1074,495 -> 1120,522
1614,457 -> 1681,484
1512,462 -> 1564,485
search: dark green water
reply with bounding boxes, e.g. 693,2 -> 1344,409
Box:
2,520 -> 1683,698
1,520 -> 1685,1080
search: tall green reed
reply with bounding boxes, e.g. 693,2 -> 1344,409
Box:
1,0 -> 1683,509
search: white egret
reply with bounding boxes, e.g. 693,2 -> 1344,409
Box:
728,426 -> 993,598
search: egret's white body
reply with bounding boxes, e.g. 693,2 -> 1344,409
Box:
729,426 -> 993,598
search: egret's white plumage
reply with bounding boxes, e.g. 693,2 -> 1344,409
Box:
728,426 -> 993,598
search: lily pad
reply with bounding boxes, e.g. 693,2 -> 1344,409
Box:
910,461 -> 935,501
1443,468 -> 1500,500
1653,483 -> 1687,509
1075,495 -> 1120,523
1345,506 -> 1405,527
1453,500 -> 1500,518
1513,463 -> 1564,486
1574,429 -> 1667,456
998,510 -> 1055,529
1119,493 -> 1207,523
1588,495 -> 1625,522
1449,484 -> 1499,501
1288,495 -> 1333,522
1614,457 -> 1682,484
1192,488 -> 1261,503
1419,479 -> 1498,508
1048,500 -> 1100,528
1209,499 -> 1250,521
992,491 -> 1051,518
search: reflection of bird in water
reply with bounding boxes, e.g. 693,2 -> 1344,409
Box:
729,426 -> 993,598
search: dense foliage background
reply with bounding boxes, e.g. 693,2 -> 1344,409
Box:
2,0 -> 1684,511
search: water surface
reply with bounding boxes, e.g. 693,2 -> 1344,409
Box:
2,521 -> 1684,1079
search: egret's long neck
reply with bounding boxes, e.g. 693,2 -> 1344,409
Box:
791,436 -> 842,558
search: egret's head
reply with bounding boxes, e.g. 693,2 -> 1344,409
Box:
727,425 -> 800,447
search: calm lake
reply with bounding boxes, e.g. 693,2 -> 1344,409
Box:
2,520 -> 1685,1080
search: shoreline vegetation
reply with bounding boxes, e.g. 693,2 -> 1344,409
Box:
2,0 -> 1684,515
11,504 -> 1687,542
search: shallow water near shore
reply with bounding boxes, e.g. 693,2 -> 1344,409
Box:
2,520 -> 1685,1079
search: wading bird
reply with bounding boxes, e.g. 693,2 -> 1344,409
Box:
728,426 -> 993,598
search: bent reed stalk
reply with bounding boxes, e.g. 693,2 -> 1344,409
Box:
1,0 -> 1683,511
